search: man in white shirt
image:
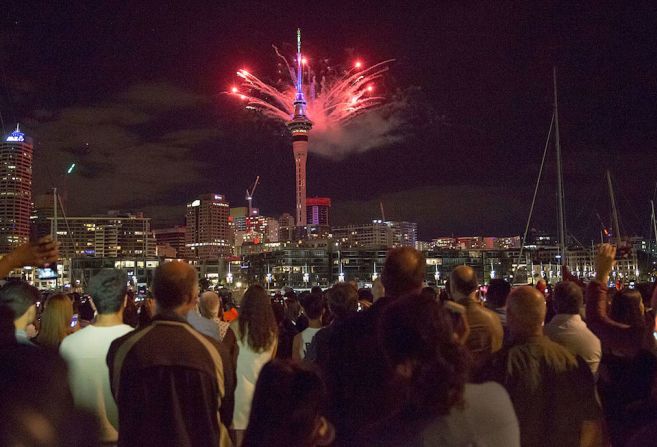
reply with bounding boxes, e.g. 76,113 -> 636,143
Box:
60,269 -> 133,443
545,280 -> 602,377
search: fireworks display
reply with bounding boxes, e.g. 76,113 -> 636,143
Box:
230,31 -> 394,135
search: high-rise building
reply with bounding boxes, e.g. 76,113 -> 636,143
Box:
332,221 -> 393,247
0,125 -> 32,253
278,213 -> 296,242
50,213 -> 156,258
389,221 -> 418,248
306,197 -> 331,226
332,220 -> 418,248
153,226 -> 187,258
186,194 -> 231,260
286,29 -> 312,227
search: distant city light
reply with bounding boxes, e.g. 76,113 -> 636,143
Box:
191,200 -> 200,207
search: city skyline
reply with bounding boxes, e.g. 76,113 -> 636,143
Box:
1,2 -> 656,241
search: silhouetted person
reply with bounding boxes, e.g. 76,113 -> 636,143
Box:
242,360 -> 335,447
60,269 -> 133,444
545,281 -> 601,377
485,278 -> 510,327
358,294 -> 519,446
108,261 -> 232,447
478,286 -> 602,447
318,247 -> 426,445
450,266 -> 503,371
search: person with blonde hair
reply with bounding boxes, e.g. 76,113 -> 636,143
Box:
35,294 -> 73,349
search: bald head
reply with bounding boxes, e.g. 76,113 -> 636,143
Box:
199,291 -> 221,320
381,247 -> 426,298
506,286 -> 546,338
449,266 -> 478,301
153,261 -> 198,312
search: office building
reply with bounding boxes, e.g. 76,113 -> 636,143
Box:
186,194 -> 231,260
0,125 -> 32,253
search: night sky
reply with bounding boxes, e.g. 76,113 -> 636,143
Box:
1,1 -> 656,241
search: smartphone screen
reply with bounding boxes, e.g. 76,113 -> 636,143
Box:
70,314 -> 78,328
37,262 -> 58,280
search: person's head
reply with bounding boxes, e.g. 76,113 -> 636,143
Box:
379,294 -> 469,417
358,288 -> 374,304
88,269 -> 128,315
36,294 -> 73,348
310,286 -> 323,295
506,286 -> 546,339
536,279 -> 547,295
239,285 -> 278,352
285,294 -> 301,321
553,281 -> 583,315
449,266 -> 478,301
152,261 -> 199,314
486,278 -> 511,308
243,360 -> 334,447
199,291 -> 221,320
301,293 -> 324,321
381,247 -> 425,298
326,283 -> 358,320
0,280 -> 39,330
610,289 -> 645,329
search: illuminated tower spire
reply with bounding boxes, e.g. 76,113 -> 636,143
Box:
287,28 -> 312,227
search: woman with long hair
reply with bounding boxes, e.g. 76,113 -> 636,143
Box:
230,285 -> 278,445
35,294 -> 73,349
358,294 -> 519,446
242,360 -> 334,447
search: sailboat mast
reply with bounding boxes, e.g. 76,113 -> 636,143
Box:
651,200 -> 657,252
606,170 -> 622,248
553,67 -> 566,267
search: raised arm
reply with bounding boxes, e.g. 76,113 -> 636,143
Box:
0,236 -> 59,278
585,244 -> 630,341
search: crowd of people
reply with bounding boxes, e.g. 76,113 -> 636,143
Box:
1,236 -> 657,446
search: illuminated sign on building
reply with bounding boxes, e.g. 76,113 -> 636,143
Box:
5,125 -> 25,143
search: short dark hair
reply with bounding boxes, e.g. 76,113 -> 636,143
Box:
486,279 -> 511,308
326,283 -> 358,320
0,280 -> 39,321
88,269 -> 127,314
310,286 -> 323,295
381,247 -> 426,298
301,293 -> 324,320
553,281 -> 583,315
152,262 -> 198,310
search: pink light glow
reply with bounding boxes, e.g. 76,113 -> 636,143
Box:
230,49 -> 393,133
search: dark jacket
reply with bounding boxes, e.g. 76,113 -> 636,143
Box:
107,312 -> 231,447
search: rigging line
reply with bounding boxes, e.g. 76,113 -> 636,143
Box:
517,112 -> 555,269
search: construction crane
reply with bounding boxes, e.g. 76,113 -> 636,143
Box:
246,176 -> 260,217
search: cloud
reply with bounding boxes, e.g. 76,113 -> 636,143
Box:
28,82 -> 218,218
119,83 -> 209,110
310,95 -> 408,159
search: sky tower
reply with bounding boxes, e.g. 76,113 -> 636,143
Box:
286,28 -> 312,227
